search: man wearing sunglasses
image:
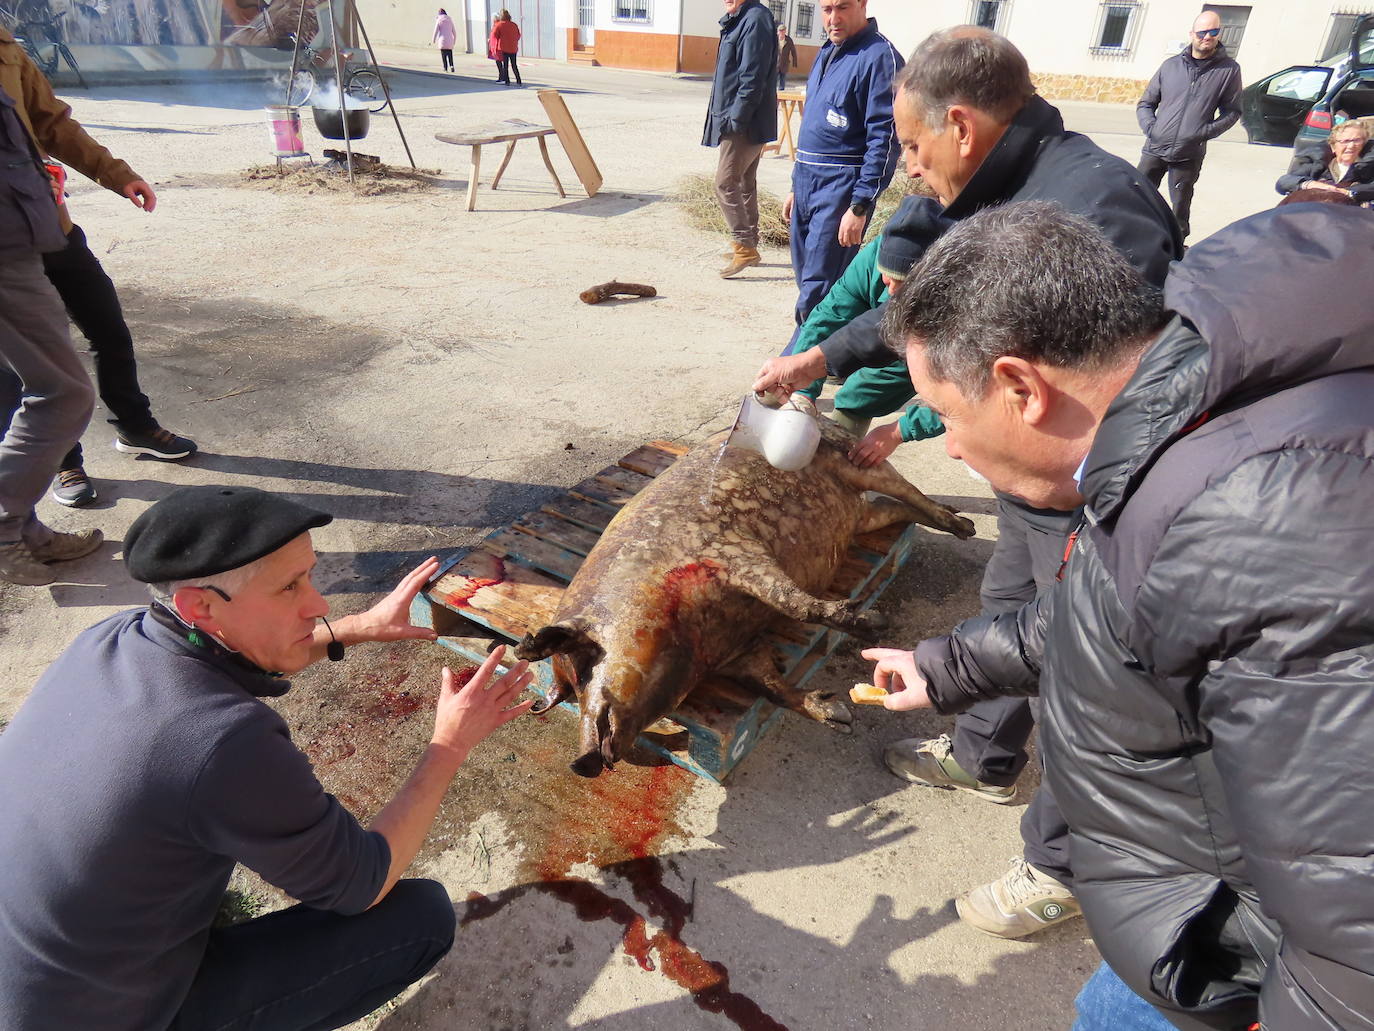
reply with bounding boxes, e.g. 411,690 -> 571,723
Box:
1136,10 -> 1242,239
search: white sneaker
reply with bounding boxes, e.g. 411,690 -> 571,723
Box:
955,857 -> 1081,938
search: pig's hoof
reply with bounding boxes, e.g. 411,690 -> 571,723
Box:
942,509 -> 976,539
848,608 -> 888,642
804,690 -> 853,732
570,751 -> 605,777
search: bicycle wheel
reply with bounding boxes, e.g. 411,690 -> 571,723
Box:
345,68 -> 389,113
57,43 -> 86,89
285,69 -> 314,107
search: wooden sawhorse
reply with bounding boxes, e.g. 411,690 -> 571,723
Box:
763,89 -> 806,160
436,119 -> 567,211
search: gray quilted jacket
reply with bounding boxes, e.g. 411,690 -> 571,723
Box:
915,205 -> 1374,1030
1137,46 -> 1242,162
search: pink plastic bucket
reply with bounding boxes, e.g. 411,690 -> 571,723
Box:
265,106 -> 305,156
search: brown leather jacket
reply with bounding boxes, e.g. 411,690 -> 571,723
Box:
0,27 -> 139,231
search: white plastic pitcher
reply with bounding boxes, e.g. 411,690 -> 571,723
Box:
726,394 -> 821,471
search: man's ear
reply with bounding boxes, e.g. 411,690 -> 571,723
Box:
172,587 -> 217,631
989,356 -> 1053,426
948,104 -> 977,155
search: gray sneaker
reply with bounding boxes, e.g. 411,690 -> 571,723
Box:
956,857 -> 1081,939
883,733 -> 1017,804
0,541 -> 55,586
51,467 -> 97,507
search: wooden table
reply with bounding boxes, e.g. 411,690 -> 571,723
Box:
763,89 -> 806,160
436,119 -> 567,211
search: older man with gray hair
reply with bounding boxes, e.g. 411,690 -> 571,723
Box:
0,485 -> 535,1030
755,26 -> 1181,941
866,199 -> 1374,1029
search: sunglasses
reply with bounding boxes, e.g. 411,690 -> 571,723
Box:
1194,27 -> 1221,38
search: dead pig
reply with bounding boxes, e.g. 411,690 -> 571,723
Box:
515,416 -> 975,777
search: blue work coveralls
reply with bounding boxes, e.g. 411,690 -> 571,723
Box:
787,17 -> 902,341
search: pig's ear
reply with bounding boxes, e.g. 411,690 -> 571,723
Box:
514,621 -> 587,660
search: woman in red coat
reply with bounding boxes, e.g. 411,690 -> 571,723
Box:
493,9 -> 522,86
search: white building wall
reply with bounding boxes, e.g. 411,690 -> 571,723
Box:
870,0 -> 1352,91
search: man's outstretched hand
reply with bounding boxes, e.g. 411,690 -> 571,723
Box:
431,647 -> 536,762
862,647 -> 934,711
333,556 -> 442,647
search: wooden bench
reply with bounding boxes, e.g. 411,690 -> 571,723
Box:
410,440 -> 930,783
436,119 -> 566,211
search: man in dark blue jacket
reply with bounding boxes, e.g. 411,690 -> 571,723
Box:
703,0 -> 777,279
1135,10 -> 1242,238
782,0 -> 902,336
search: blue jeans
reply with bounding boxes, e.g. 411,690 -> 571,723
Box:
1073,962 -> 1179,1031
170,879 -> 455,1031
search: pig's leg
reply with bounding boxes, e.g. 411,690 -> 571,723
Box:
834,461 -> 976,539
718,647 -> 852,731
718,548 -> 887,641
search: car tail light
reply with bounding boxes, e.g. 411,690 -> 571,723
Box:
1305,109 -> 1334,130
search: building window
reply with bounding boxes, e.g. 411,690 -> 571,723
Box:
612,0 -> 650,23
767,0 -> 786,26
1202,5 -> 1250,59
795,2 -> 814,38
1090,0 -> 1143,54
967,0 -> 1009,34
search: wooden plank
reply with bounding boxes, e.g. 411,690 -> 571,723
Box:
618,444 -> 681,478
569,478 -> 637,511
513,510 -> 601,556
541,496 -> 615,533
537,89 -> 602,197
479,528 -> 583,583
648,438 -> 689,456
436,120 -> 555,146
594,465 -> 653,494
429,551 -> 563,638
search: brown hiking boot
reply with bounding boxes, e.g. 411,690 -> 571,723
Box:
0,542 -> 56,586
719,242 -> 761,278
29,528 -> 104,563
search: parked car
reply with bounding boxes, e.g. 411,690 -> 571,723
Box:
1240,14 -> 1374,147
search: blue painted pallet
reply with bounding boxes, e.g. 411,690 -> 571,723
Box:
410,440 -> 921,783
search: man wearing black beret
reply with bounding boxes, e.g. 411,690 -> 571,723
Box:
0,485 -> 536,1031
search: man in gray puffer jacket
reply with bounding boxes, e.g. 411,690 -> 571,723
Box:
868,200 -> 1374,1030
1136,10 -> 1241,238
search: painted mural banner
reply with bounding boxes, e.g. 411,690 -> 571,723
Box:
0,0 -> 346,49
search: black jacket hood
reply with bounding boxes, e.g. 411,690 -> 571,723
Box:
1085,204 -> 1374,520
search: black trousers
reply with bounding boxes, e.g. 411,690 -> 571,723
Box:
170,879 -> 455,1031
498,51 -> 520,84
950,494 -> 1076,885
1137,152 -> 1203,239
41,224 -> 155,469
439,47 -> 453,71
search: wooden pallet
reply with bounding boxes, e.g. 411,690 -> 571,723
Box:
410,440 -> 922,783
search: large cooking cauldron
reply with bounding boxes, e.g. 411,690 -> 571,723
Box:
312,105 -> 370,141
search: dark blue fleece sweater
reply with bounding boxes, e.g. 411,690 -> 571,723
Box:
0,607 -> 390,1030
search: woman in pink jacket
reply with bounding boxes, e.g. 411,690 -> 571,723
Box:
432,8 -> 456,72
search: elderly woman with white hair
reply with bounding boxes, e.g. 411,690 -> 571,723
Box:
1276,119 -> 1374,204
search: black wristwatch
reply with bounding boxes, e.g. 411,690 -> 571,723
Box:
849,199 -> 871,217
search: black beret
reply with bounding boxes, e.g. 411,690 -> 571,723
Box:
877,196 -> 955,280
124,486 -> 332,583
